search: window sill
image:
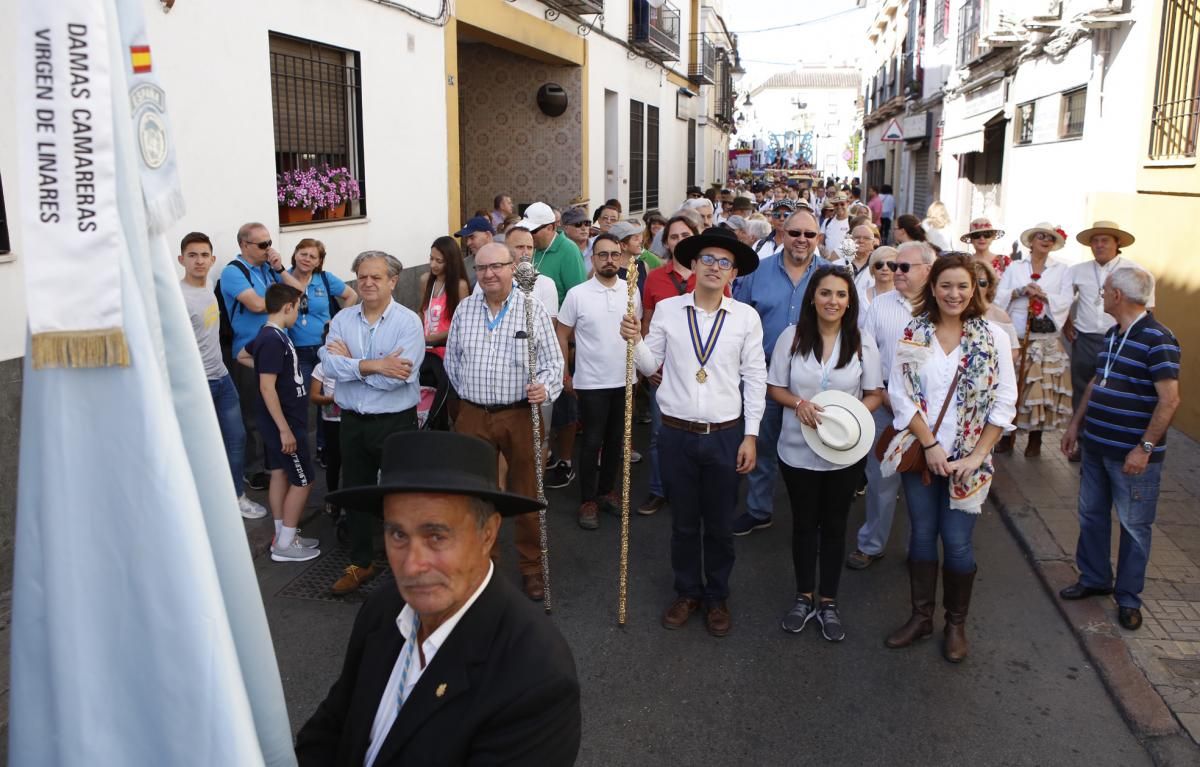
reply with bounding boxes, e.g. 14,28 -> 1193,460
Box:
0,253 -> 15,264
280,216 -> 370,232
1144,158 -> 1197,169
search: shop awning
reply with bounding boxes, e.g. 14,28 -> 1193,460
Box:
942,110 -> 1004,156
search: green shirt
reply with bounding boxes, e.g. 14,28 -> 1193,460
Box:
639,249 -> 663,270
535,231 -> 587,305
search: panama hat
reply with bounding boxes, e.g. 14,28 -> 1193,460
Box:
1019,222 -> 1067,251
326,432 -> 544,517
959,217 -> 1005,243
800,390 -> 876,466
672,226 -> 760,275
1075,220 -> 1135,248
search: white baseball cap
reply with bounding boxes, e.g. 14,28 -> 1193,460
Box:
516,202 -> 557,231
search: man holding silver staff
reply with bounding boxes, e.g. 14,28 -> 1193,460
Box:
619,227 -> 767,638
445,243 -> 564,601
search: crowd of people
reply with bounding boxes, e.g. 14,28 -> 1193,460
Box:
175,182 -> 1182,764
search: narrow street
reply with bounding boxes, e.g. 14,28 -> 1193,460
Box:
257,425 -> 1154,765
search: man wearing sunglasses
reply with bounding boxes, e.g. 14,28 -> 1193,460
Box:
523,202 -> 587,306
731,208 -> 830,536
846,241 -> 934,570
221,222 -> 307,491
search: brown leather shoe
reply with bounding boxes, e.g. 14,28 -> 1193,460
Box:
638,494 -> 666,515
942,567 -> 977,663
1024,430 -> 1042,457
994,434 -> 1014,454
705,601 -> 732,637
661,597 -> 700,630
577,501 -> 600,530
522,572 -> 545,601
331,564 -> 378,595
885,560 -> 938,649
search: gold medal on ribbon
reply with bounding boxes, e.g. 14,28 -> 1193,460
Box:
687,306 -> 726,387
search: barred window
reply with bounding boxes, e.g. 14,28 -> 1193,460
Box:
1148,0 -> 1200,159
1059,87 -> 1086,139
934,0 -> 950,45
957,0 -> 982,66
630,100 -> 645,214
269,34 -> 366,222
1015,101 -> 1035,145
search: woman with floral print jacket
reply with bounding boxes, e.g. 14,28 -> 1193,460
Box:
878,254 -> 1018,662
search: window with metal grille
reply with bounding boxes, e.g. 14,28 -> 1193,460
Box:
934,0 -> 950,44
1148,0 -> 1199,159
269,34 -> 366,221
686,119 -> 697,187
630,100 -> 645,213
1015,101 -> 1035,145
1059,87 -> 1086,139
646,105 -> 660,210
957,0 -> 981,66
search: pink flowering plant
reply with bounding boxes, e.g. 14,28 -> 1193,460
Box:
277,165 -> 361,212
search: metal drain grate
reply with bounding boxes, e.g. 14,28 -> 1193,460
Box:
276,546 -> 394,603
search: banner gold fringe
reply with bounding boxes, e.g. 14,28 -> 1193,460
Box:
31,328 -> 130,369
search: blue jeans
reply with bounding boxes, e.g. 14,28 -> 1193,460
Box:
1076,444 -> 1162,609
647,384 -> 663,497
901,473 -> 978,573
208,374 -> 246,497
745,399 -> 783,521
856,405 -> 903,556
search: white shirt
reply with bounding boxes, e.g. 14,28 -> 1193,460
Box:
995,256 -> 1072,337
847,258 -> 874,303
860,290 -> 915,380
364,563 -> 494,767
924,223 -> 952,253
768,328 -> 883,471
822,217 -> 851,255
888,321 -> 1018,452
558,276 -> 642,389
633,292 -> 767,435
1067,256 -> 1155,335
473,276 -> 558,319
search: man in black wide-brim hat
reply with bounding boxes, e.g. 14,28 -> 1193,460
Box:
295,431 -> 580,767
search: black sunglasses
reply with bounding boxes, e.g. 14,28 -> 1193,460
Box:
895,262 -> 921,273
785,229 -> 820,239
248,239 -> 272,250
977,279 -> 990,288
874,261 -> 898,271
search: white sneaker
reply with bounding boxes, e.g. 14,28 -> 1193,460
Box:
271,540 -> 320,562
238,495 -> 268,519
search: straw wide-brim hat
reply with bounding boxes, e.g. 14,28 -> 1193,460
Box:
1075,221 -> 1135,248
959,217 -> 1005,243
1019,222 -> 1066,251
799,390 -> 876,466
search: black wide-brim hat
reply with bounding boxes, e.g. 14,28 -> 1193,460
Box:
326,431 -> 544,517
673,226 -> 760,275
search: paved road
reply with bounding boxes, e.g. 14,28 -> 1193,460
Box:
257,425 -> 1154,766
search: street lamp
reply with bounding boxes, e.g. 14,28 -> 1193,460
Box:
743,93 -> 753,108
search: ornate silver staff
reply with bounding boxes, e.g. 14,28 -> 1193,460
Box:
514,260 -> 552,614
618,252 -> 640,626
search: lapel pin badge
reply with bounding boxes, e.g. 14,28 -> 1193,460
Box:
436,683 -> 447,698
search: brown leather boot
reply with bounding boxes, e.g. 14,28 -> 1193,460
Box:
885,560 -> 939,648
994,434 -> 1014,454
942,567 -> 977,663
1024,430 -> 1042,457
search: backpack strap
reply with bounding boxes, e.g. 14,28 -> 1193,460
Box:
224,259 -> 253,318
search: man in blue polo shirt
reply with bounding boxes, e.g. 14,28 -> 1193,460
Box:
1061,268 -> 1181,631
731,207 -> 829,535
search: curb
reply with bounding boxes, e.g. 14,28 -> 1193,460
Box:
988,466 -> 1186,745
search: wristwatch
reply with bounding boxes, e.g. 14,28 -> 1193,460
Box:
1140,440 -> 1155,454
273,266 -> 285,274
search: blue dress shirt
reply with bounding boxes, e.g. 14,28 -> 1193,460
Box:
321,300 -> 425,415
733,252 -> 829,356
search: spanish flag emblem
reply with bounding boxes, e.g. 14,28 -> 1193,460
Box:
130,45 -> 152,74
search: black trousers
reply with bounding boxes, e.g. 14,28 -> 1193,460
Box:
576,387 -> 625,504
340,408 -> 417,567
780,460 -> 864,599
323,419 -> 342,506
419,353 -> 455,431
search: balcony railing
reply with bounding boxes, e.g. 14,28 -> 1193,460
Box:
630,0 -> 681,62
689,34 -> 716,85
544,0 -> 604,15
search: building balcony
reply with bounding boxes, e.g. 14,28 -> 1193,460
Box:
689,34 -> 716,85
543,0 -> 604,16
630,0 -> 681,62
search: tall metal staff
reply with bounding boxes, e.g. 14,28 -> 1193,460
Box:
618,252 -> 640,626
514,261 -> 552,614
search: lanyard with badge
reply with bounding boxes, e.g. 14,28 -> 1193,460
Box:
1100,311 -> 1146,388
486,293 -> 513,333
686,305 -> 726,383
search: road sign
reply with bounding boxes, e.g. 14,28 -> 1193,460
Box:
881,118 -> 904,142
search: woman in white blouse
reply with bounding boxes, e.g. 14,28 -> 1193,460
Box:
767,266 -> 884,642
994,223 -> 1074,456
882,254 -> 1017,663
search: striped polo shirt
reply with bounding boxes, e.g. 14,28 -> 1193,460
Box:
1082,312 -> 1181,462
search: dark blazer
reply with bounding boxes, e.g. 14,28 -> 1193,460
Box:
295,573 -> 580,767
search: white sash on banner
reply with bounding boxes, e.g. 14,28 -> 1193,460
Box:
16,0 -> 128,368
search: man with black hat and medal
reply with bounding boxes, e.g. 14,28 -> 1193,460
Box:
295,431 -> 581,767
620,227 -> 767,638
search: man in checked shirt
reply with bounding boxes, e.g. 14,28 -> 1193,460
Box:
445,243 -> 565,600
